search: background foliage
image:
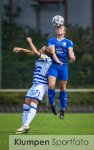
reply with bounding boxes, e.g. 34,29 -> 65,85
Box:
0,2 -> 94,111
2,3 -> 94,89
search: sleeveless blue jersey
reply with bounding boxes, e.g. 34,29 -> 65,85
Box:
48,37 -> 73,64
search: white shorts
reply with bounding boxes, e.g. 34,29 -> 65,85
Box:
26,83 -> 48,102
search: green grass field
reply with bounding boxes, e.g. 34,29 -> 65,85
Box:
0,113 -> 94,150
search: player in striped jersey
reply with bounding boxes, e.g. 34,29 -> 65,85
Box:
13,37 -> 62,134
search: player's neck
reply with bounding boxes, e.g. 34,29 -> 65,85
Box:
57,34 -> 65,40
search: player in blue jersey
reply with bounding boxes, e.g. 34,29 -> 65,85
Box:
13,37 -> 62,133
48,16 -> 76,119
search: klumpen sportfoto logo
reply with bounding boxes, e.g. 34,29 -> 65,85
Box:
13,138 -> 89,147
9,135 -> 94,150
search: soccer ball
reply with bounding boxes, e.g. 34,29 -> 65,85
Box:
52,15 -> 64,27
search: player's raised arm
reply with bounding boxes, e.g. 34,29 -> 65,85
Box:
13,47 -> 34,55
26,37 -> 40,57
49,46 -> 63,65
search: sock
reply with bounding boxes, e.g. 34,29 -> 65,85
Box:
59,91 -> 68,111
22,104 -> 30,125
48,89 -> 55,106
24,102 -> 37,126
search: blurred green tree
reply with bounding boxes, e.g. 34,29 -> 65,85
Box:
2,1 -> 48,88
2,2 -> 94,88
67,26 -> 94,88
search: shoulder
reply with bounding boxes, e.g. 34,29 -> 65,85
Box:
48,37 -> 57,42
64,38 -> 73,47
48,37 -> 57,46
64,38 -> 73,44
40,53 -> 52,63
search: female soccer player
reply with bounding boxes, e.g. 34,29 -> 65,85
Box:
13,37 -> 62,134
48,16 -> 76,119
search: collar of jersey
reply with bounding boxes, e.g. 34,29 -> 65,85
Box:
57,37 -> 65,41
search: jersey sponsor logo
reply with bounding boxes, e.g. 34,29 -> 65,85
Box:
62,42 -> 66,47
56,47 -> 63,54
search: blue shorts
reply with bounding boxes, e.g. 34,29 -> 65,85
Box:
48,63 -> 68,80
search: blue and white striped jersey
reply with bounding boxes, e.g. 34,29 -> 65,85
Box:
33,53 -> 52,85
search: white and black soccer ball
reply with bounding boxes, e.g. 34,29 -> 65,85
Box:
52,15 -> 64,27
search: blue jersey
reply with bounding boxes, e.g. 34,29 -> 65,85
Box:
48,37 -> 73,64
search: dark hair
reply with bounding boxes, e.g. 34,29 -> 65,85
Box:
44,47 -> 52,58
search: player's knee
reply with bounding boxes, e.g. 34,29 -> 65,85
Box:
25,98 -> 39,106
30,101 -> 39,110
59,81 -> 67,91
60,86 -> 66,91
25,99 -> 31,106
30,102 -> 38,110
49,82 -> 55,89
31,99 -> 39,106
48,76 -> 56,89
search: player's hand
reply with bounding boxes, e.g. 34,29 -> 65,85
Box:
13,47 -> 22,53
70,55 -> 76,63
26,37 -> 32,43
60,62 -> 63,65
58,61 -> 64,65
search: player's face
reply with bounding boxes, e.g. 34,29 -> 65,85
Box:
55,25 -> 65,36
